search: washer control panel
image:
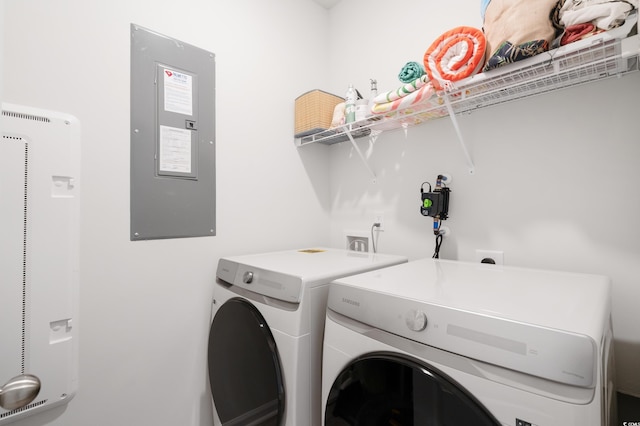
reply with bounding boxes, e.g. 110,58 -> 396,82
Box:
328,281 -> 597,388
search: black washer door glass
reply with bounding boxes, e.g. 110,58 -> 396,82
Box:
325,353 -> 500,425
208,298 -> 284,426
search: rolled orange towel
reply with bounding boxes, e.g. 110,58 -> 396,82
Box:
423,26 -> 486,91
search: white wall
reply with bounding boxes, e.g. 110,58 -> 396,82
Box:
2,0 -> 332,425
326,0 -> 640,396
3,2 -> 639,425
0,1 -> 3,106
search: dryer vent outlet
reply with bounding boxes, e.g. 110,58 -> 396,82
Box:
347,235 -> 369,252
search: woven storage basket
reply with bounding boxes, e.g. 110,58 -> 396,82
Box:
294,90 -> 344,138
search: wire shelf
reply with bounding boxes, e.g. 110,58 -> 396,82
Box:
297,19 -> 639,147
453,34 -> 637,113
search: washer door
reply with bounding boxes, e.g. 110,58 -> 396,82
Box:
208,298 -> 284,426
325,352 -> 500,425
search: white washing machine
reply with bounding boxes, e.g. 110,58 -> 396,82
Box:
322,258 -> 617,426
207,248 -> 407,426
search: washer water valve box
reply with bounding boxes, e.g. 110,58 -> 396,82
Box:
294,90 -> 343,138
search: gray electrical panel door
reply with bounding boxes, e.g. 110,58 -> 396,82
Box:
130,24 -> 215,240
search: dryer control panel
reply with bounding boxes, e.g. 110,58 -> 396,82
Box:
217,259 -> 303,304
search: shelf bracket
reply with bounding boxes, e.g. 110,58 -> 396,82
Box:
442,93 -> 475,174
345,128 -> 377,183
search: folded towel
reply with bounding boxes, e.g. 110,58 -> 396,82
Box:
373,75 -> 430,104
560,23 -> 605,45
423,26 -> 486,90
483,0 -> 559,67
398,61 -> 426,83
559,0 -> 638,30
483,39 -> 548,71
371,82 -> 436,115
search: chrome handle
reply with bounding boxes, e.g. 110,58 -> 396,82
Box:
0,374 -> 41,411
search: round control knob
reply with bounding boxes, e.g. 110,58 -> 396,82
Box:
242,271 -> 254,284
405,309 -> 428,332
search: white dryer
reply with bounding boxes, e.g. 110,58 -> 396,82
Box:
208,248 -> 407,426
322,258 -> 617,426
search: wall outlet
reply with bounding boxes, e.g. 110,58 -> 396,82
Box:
347,235 -> 369,252
475,249 -> 504,265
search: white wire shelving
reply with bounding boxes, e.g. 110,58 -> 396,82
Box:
295,16 -> 640,177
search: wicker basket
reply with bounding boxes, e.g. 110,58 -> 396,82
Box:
294,90 -> 344,138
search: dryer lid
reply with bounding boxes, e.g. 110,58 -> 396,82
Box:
216,248 -> 407,303
327,258 -> 610,388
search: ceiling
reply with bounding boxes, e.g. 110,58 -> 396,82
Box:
312,0 -> 342,9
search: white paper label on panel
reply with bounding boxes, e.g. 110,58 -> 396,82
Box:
163,68 -> 193,116
159,125 -> 192,174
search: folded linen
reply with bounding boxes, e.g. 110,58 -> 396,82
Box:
560,23 -> 605,45
482,0 -> 558,69
559,0 -> 638,30
377,106 -> 449,125
371,82 -> 436,115
423,26 -> 486,90
373,75 -> 430,104
483,39 -> 548,71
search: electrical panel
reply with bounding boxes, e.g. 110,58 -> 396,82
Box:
130,24 -> 216,240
